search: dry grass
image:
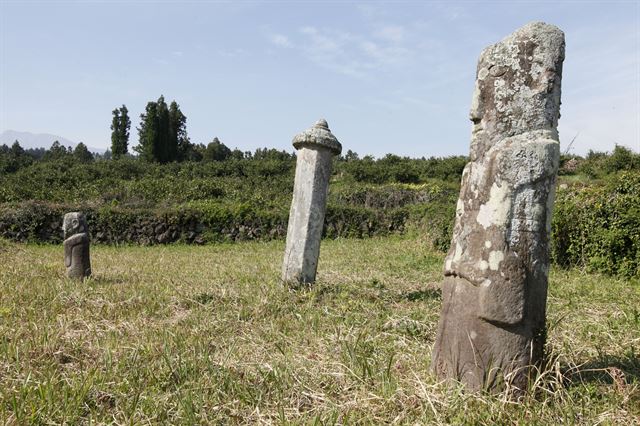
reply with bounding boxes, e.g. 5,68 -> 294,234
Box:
0,235 -> 638,424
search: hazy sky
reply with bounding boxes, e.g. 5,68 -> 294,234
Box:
1,0 -> 638,157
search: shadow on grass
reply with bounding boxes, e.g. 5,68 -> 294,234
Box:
301,280 -> 443,305
402,286 -> 441,302
291,283 -> 342,305
85,274 -> 130,286
565,352 -> 640,386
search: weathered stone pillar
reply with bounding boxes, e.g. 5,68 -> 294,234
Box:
431,22 -> 565,392
282,119 -> 342,285
63,212 -> 92,279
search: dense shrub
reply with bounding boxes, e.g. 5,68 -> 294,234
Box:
0,199 -> 434,246
0,176 -> 460,248
575,145 -> 640,178
335,155 -> 467,184
552,171 -> 640,277
2,144 -> 639,278
405,202 -> 457,252
0,158 -> 295,205
330,181 -> 457,209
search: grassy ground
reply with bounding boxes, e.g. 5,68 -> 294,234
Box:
0,236 -> 639,425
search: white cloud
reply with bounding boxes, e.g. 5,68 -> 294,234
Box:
375,25 -> 405,43
295,27 -> 369,78
300,26 -> 317,35
299,26 -> 343,53
217,48 -> 247,58
269,34 -> 293,48
356,3 -> 385,20
291,26 -> 414,79
360,40 -> 409,65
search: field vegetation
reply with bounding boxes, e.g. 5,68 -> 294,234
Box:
1,141 -> 639,277
1,237 -> 639,424
1,136 -> 639,423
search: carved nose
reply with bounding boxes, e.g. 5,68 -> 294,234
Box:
469,83 -> 483,125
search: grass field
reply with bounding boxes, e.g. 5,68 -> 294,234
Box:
1,236 -> 639,424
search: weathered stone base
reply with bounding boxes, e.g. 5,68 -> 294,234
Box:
432,276 -> 546,392
64,237 -> 92,280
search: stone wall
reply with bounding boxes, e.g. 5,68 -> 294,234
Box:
0,201 -> 419,245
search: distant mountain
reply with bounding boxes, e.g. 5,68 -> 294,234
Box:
0,130 -> 105,153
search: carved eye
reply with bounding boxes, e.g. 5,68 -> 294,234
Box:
488,65 -> 507,77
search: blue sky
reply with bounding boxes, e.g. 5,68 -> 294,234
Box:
1,0 -> 638,157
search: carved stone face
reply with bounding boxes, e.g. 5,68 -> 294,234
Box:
63,212 -> 87,239
468,22 -> 564,160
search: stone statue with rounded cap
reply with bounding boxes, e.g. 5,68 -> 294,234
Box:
282,119 -> 342,285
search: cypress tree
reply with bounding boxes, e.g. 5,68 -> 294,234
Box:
135,101 -> 159,162
169,100 -> 189,161
110,105 -> 131,158
135,95 -> 189,163
73,142 -> 94,163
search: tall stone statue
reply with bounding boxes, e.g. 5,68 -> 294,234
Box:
63,212 -> 92,279
282,119 -> 342,285
431,22 -> 565,392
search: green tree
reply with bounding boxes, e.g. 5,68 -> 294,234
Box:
253,148 -> 294,161
0,140 -> 33,173
73,142 -> 94,163
605,144 -> 640,173
110,105 -> 131,158
155,97 -> 171,162
10,140 -> 25,157
135,98 -> 161,162
230,149 -> 244,160
135,96 -> 189,163
344,149 -> 359,161
204,137 -> 231,161
43,141 -> 71,161
169,101 -> 192,161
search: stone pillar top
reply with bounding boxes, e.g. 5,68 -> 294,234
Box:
292,119 -> 342,155
469,21 -> 564,160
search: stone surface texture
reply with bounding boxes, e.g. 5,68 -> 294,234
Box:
282,119 -> 342,285
63,212 -> 92,279
431,22 -> 565,392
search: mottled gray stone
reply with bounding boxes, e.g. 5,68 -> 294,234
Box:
282,119 -> 342,285
431,22 -> 565,392
63,212 -> 91,279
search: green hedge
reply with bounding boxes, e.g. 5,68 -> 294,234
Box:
551,171 -> 640,277
0,201 -> 431,246
2,171 -> 639,278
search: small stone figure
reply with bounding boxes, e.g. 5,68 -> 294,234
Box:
282,119 -> 342,285
431,22 -> 565,392
63,212 -> 91,279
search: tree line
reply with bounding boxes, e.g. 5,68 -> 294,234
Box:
109,95 -> 238,163
1,91 -> 639,181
